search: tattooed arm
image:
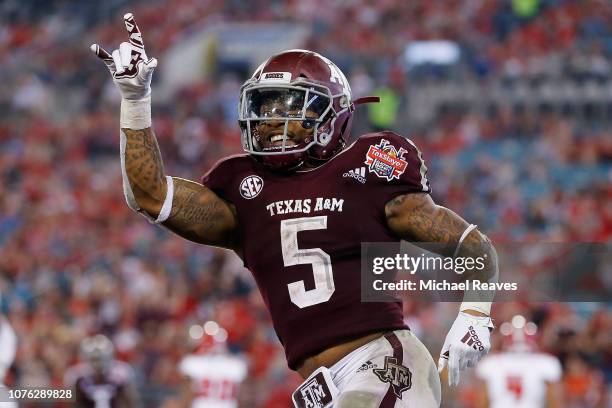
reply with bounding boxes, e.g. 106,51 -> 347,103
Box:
385,193 -> 498,315
122,128 -> 167,210
122,128 -> 240,250
387,193 -> 498,386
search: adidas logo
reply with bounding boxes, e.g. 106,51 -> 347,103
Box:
343,167 -> 367,184
461,326 -> 485,351
356,360 -> 377,373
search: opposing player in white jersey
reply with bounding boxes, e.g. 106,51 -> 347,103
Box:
476,315 -> 562,408
177,324 -> 247,408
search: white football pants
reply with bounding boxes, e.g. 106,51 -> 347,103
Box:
328,329 -> 441,407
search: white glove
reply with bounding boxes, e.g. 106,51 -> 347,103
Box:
90,12 -> 157,101
438,311 -> 493,387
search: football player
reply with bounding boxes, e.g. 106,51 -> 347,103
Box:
91,13 -> 498,408
64,335 -> 141,408
475,315 -> 562,408
176,324 -> 247,408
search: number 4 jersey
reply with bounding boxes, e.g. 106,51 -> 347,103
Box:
201,131 -> 431,369
476,352 -> 562,408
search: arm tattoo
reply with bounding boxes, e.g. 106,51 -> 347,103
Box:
163,179 -> 240,248
121,130 -> 239,249
387,194 -> 408,208
169,181 -> 220,232
386,193 -> 467,248
386,193 -> 497,282
122,128 -> 165,201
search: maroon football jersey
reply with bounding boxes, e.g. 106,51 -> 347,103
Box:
201,131 -> 430,369
64,360 -> 135,408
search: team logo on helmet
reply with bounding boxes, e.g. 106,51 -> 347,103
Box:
365,139 -> 408,181
239,175 -> 264,199
319,54 -> 351,97
373,356 -> 412,399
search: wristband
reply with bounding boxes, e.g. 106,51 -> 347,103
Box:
154,176 -> 174,224
120,95 -> 151,129
453,224 -> 477,258
460,301 -> 491,316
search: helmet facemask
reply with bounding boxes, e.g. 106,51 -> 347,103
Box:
239,80 -> 347,169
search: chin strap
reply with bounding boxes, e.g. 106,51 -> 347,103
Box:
353,96 -> 380,105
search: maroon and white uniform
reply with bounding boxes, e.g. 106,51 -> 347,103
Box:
64,361 -> 136,408
202,131 -> 430,370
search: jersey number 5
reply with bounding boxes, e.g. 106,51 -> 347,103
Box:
280,216 -> 335,308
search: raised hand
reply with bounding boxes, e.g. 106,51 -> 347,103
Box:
90,13 -> 157,101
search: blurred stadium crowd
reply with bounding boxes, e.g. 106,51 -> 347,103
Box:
0,0 -> 610,407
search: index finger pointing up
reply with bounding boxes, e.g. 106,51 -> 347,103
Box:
123,12 -> 144,49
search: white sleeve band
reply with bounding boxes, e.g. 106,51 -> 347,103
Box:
452,224 -> 478,258
154,176 -> 174,224
120,96 -> 152,129
460,301 -> 492,316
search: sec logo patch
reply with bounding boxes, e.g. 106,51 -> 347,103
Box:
239,175 -> 264,199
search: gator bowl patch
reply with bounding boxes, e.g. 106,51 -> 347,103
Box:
365,139 -> 408,181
